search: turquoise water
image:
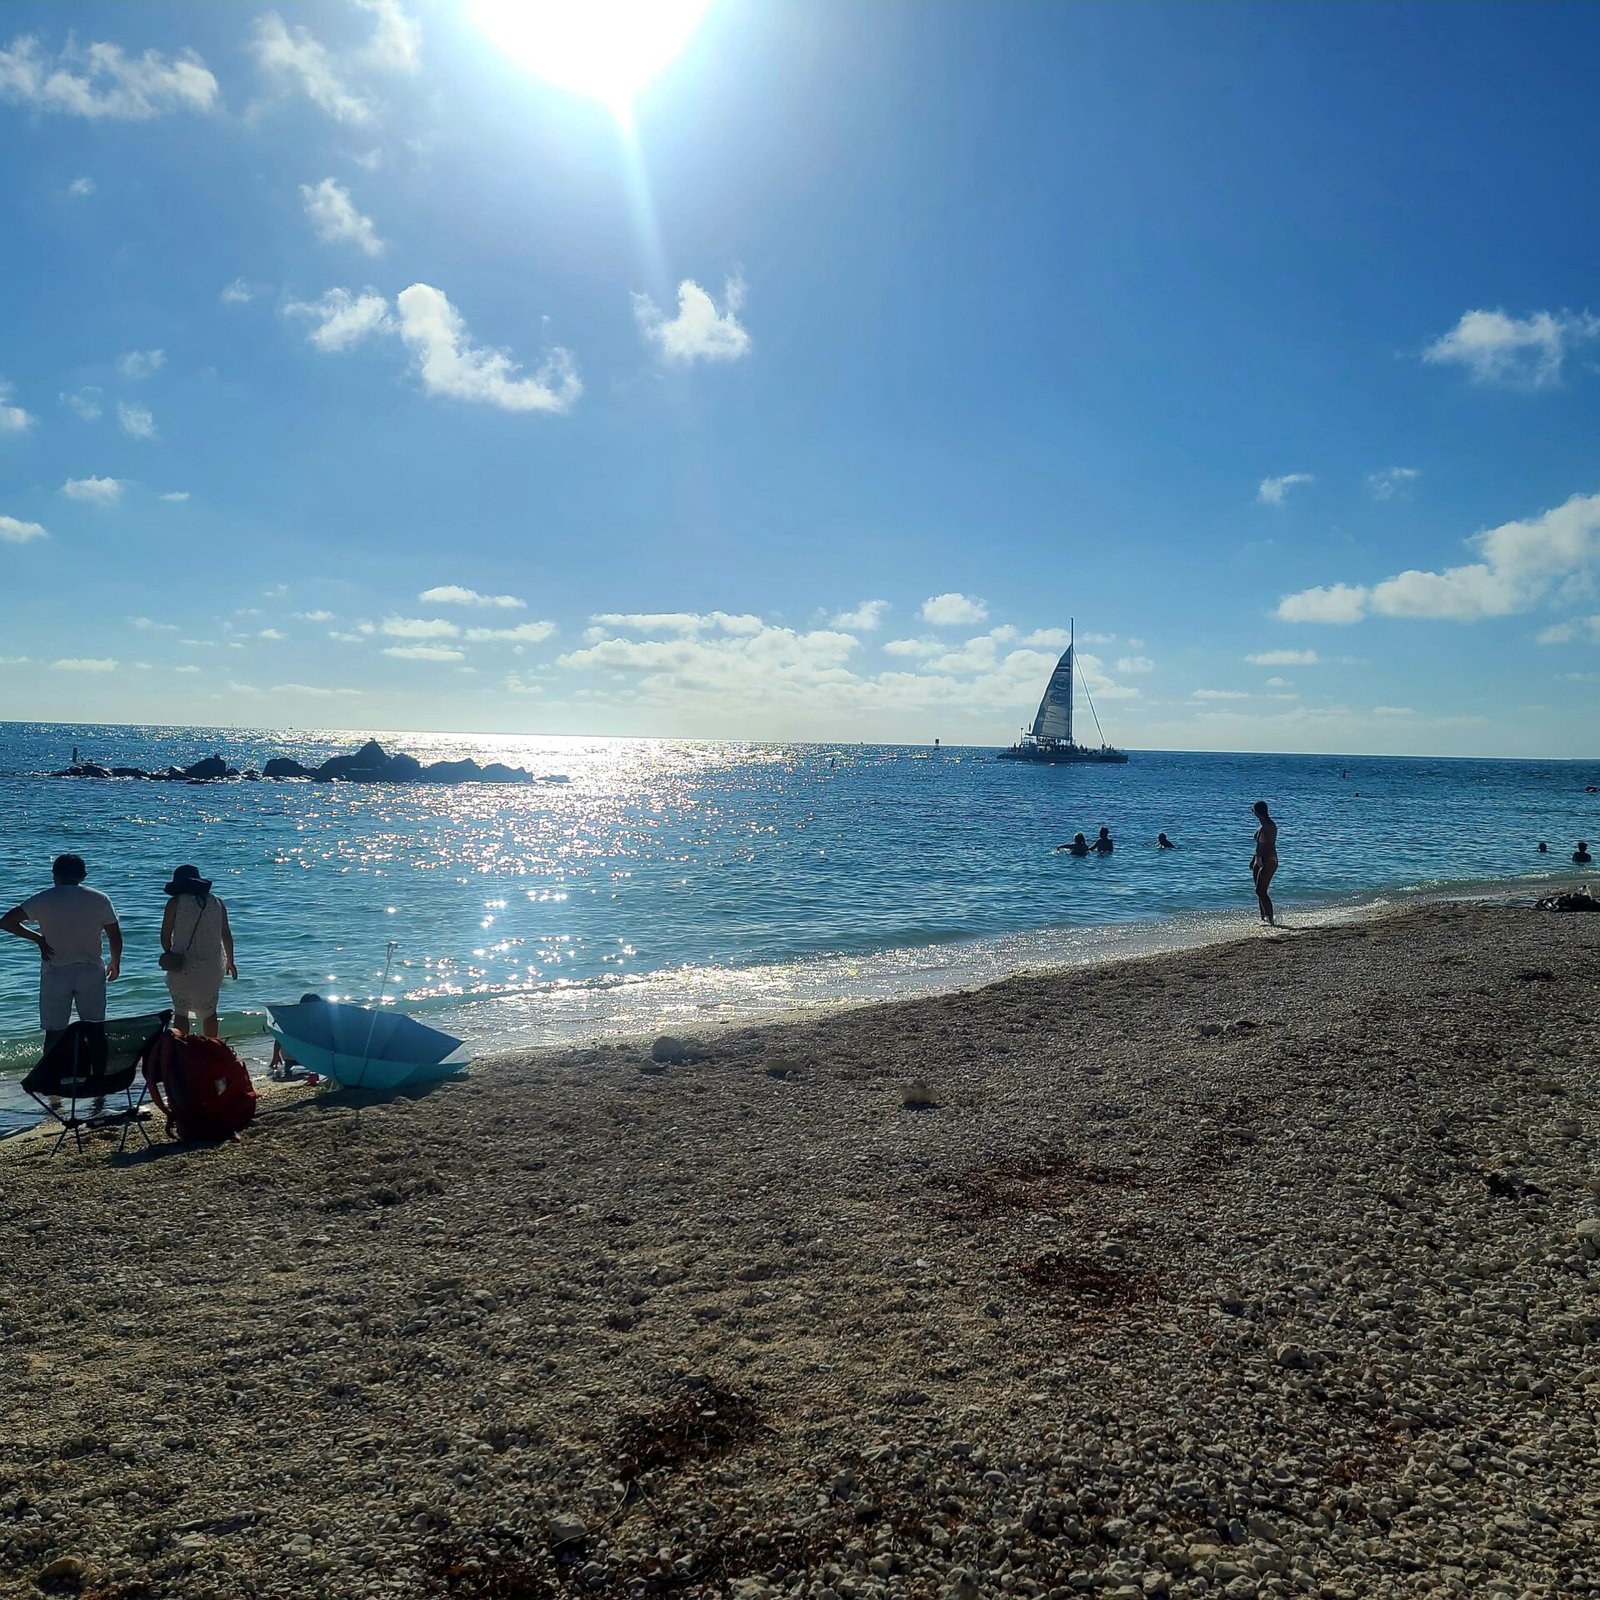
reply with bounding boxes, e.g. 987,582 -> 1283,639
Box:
3,721 -> 1597,1134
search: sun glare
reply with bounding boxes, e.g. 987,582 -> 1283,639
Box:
468,0 -> 711,124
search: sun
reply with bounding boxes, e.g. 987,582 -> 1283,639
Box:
467,0 -> 712,124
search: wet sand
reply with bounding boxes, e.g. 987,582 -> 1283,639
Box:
2,901 -> 1599,1600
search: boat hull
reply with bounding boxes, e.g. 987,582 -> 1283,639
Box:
997,744 -> 1129,765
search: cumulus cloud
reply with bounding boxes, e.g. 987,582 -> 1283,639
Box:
396,284 -> 580,412
220,278 -> 254,306
116,400 -> 157,439
301,177 -> 383,255
61,475 -> 122,504
130,616 -> 178,633
463,621 -> 557,644
1,514 -> 48,543
1257,473 -> 1314,506
920,593 -> 988,626
634,275 -> 750,364
1537,616 -> 1600,646
588,612 -> 762,636
832,600 -> 889,631
160,490 -> 190,503
1368,467 -> 1420,501
273,682 -> 362,697
1276,492 -> 1600,626
258,627 -> 286,641
1192,689 -> 1250,701
381,616 -> 458,638
420,585 -> 525,609
882,638 -> 941,659
1423,308 -> 1600,390
251,13 -> 373,123
60,387 -> 102,421
117,348 -> 164,379
1245,649 -> 1320,666
1116,656 -> 1155,674
353,0 -> 421,72
0,379 -> 34,433
285,287 -> 393,352
296,609 -> 335,623
52,657 -> 117,672
66,175 -> 94,197
383,643 -> 463,661
0,34 -> 219,118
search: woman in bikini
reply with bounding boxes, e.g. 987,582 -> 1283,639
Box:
1250,800 -> 1278,924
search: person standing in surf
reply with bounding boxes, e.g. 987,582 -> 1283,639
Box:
1251,801 -> 1278,925
159,865 -> 237,1039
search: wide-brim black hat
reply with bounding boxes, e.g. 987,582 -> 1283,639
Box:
164,864 -> 213,896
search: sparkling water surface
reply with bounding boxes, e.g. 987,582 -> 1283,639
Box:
2,721 -> 1596,1133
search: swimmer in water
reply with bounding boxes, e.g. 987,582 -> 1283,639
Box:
1576,841 -> 1594,865
1056,832 -> 1090,857
1157,832 -> 1175,849
1538,841 -> 1548,853
1250,800 -> 1278,925
1091,826 -> 1114,855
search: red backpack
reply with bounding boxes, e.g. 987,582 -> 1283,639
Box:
143,1031 -> 257,1141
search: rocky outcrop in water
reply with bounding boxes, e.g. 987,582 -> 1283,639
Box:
50,739 -> 564,786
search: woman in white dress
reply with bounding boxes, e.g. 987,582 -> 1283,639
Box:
159,865 -> 237,1038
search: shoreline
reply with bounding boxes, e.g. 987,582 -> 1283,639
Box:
2,862 -> 1592,1139
4,900 -> 1599,1598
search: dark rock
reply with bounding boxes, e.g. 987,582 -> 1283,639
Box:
650,1035 -> 703,1065
387,751 -> 423,780
183,756 -> 228,781
262,758 -> 309,779
421,758 -> 484,783
242,770 -> 262,781
480,762 -> 528,783
110,767 -> 147,779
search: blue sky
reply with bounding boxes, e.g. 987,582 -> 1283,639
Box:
2,1 -> 1598,754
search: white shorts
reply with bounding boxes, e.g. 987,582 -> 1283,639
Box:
40,960 -> 107,1031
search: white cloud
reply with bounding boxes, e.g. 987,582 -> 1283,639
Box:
1192,689 -> 1250,701
274,682 -> 362,697
220,278 -> 254,306
588,611 -> 763,637
66,175 -> 95,197
259,627 -> 286,641
62,475 -> 122,504
328,630 -> 366,643
634,275 -> 751,364
420,585 -> 525,609
1116,656 -> 1155,674
1,515 -> 48,543
882,638 -> 941,659
832,600 -> 889,631
396,283 -> 580,412
130,616 -> 178,632
116,400 -> 157,439
920,593 -> 989,626
52,657 -> 117,672
354,0 -> 422,72
1423,308 -> 1600,390
0,34 -> 219,119
1245,649 -> 1320,666
1368,467 -> 1420,501
1275,582 -> 1373,625
383,643 -> 464,661
117,349 -> 165,379
301,177 -> 383,256
251,13 -> 373,124
1538,616 -> 1600,645
1263,676 -> 1291,688
285,287 -> 394,352
61,387 -> 102,421
296,609 -> 335,623
160,490 -> 190,503
0,380 -> 34,433
1372,705 -> 1415,717
1258,473 -> 1314,506
463,621 -> 558,644
1277,492 -> 1600,626
381,616 -> 458,638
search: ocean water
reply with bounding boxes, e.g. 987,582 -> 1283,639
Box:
2,721 -> 1597,1134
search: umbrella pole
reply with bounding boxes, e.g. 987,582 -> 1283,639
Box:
353,940 -> 398,1131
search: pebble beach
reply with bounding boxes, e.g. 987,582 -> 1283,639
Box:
3,900 -> 1599,1600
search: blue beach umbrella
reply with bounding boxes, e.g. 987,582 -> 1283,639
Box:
268,944 -> 467,1091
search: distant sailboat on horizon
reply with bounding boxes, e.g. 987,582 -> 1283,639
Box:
996,620 -> 1129,766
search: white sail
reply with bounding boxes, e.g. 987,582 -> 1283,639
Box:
1030,647 -> 1073,743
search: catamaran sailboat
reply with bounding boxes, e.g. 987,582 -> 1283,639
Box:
997,621 -> 1129,765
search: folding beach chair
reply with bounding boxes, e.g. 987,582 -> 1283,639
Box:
21,1012 -> 169,1157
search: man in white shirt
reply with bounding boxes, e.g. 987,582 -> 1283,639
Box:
1,854 -> 123,1049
